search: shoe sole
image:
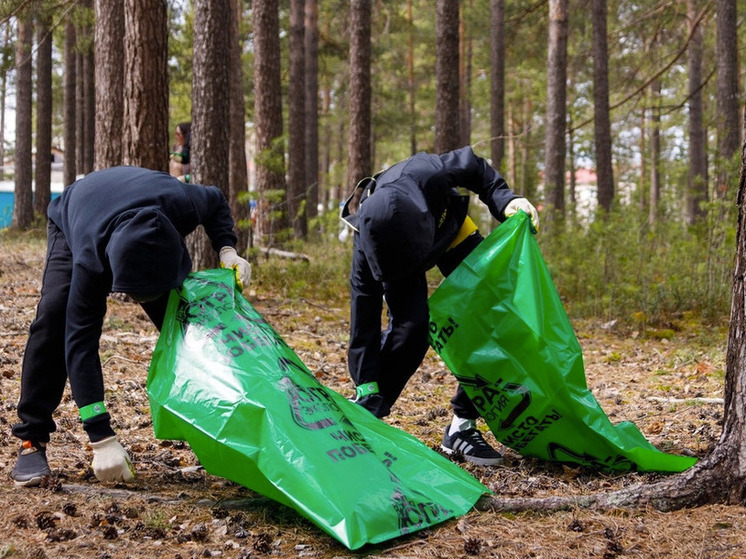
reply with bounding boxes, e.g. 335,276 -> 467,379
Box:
440,445 -> 504,466
12,474 -> 47,487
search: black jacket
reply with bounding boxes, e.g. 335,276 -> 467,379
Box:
342,146 -> 518,281
46,166 -> 237,421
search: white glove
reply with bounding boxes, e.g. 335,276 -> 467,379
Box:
219,246 -> 252,290
504,197 -> 540,231
90,436 -> 135,483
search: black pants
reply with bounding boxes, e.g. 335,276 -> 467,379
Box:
12,222 -> 169,443
348,230 -> 484,419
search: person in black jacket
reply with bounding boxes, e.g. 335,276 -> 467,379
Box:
11,166 -> 251,486
341,146 -> 538,466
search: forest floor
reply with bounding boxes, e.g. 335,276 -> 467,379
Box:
0,234 -> 744,559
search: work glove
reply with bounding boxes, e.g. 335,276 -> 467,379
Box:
90,436 -> 135,483
219,246 -> 252,290
504,197 -> 540,232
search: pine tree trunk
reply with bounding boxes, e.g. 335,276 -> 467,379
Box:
228,0 -> 250,253
63,18 -> 77,187
592,0 -> 614,213
490,0 -> 505,170
93,0 -> 124,169
304,0 -> 319,222
288,0 -> 307,239
34,10 -> 53,217
346,0 -> 372,190
253,0 -> 287,246
434,0 -> 460,153
12,16 -> 33,230
122,0 -> 168,171
544,0 -> 568,218
190,0 -> 231,270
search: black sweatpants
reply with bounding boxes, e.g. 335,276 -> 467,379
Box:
12,222 -> 169,443
348,230 -> 484,420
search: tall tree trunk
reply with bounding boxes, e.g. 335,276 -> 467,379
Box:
490,0 -> 505,171
63,18 -> 77,187
190,0 -> 231,269
228,0 -> 250,253
458,1 -> 472,147
122,0 -> 169,171
406,0 -> 417,155
0,23 -> 9,172
93,0 -> 124,169
648,79 -> 662,227
12,16 -> 33,230
544,0 -> 568,220
346,0 -> 372,190
687,0 -> 708,224
253,0 -> 287,246
435,0 -> 460,154
34,9 -> 53,217
82,4 -> 95,175
715,0 -> 739,201
592,0 -> 614,213
288,0 -> 307,239
304,0 -> 319,223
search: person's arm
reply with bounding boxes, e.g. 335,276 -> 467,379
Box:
185,184 -> 251,288
65,267 -> 135,482
439,146 -> 539,229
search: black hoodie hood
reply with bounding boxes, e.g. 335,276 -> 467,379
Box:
107,208 -> 192,295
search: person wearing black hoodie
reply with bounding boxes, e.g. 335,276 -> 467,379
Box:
10,166 -> 251,486
340,146 -> 539,466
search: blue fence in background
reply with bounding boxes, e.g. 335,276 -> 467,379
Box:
0,191 -> 61,228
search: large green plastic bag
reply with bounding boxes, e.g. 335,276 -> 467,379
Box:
428,211 -> 696,473
146,269 -> 488,550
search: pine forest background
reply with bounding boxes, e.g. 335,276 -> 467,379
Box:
0,0 -> 743,330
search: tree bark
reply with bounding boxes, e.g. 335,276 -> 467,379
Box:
346,0 -> 372,191
63,18 -> 77,187
435,0 -> 460,154
253,0 -> 287,246
228,0 -> 250,253
687,0 -> 707,224
34,8 -> 53,217
715,0 -> 739,201
544,0 -> 568,219
648,77 -> 662,227
288,0 -> 307,239
592,0 -> 614,213
122,0 -> 169,171
490,0 -> 505,171
190,0 -> 231,270
12,15 -> 33,230
304,0 -> 319,222
93,0 -> 124,169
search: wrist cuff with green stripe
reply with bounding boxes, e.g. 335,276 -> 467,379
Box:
355,382 -> 379,398
79,401 -> 107,421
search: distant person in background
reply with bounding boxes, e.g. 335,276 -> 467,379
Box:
340,146 -> 539,466
10,166 -> 251,487
169,122 -> 191,182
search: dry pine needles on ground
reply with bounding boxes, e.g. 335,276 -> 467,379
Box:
0,237 -> 744,559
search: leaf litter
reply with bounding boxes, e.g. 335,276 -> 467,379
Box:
1,240 -> 745,558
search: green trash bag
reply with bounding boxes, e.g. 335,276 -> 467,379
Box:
146,269 -> 488,550
428,211 -> 697,473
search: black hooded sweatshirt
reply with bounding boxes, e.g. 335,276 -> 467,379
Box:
46,166 -> 237,434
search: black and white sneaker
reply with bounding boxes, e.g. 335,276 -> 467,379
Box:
11,440 -> 51,487
441,426 -> 503,466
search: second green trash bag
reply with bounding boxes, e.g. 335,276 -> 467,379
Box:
428,211 -> 697,473
146,269 -> 488,550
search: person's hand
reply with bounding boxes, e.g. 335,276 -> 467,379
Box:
219,246 -> 252,290
90,436 -> 135,483
504,198 -> 540,232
